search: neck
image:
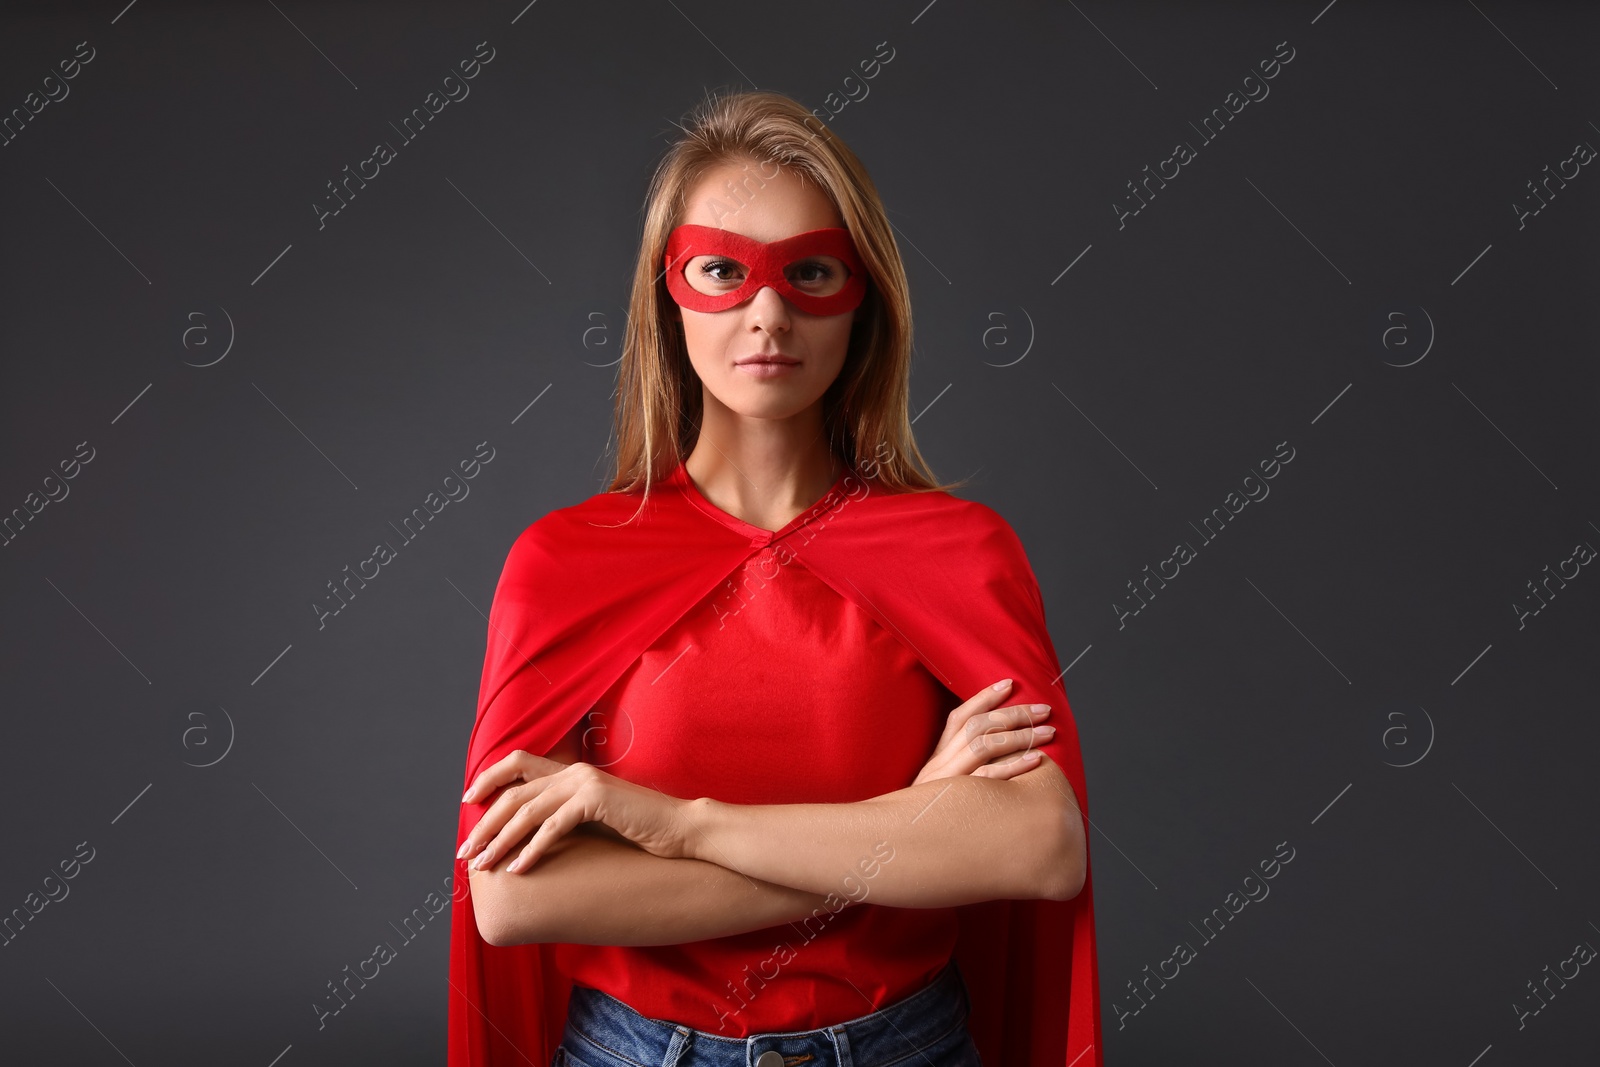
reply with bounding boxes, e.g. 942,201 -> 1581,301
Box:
683,402 -> 840,532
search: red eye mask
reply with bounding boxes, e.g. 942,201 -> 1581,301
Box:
663,224 -> 867,316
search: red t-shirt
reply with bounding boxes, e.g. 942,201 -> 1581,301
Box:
553,464 -> 962,1035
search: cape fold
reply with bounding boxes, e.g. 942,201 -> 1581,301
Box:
447,472 -> 1103,1066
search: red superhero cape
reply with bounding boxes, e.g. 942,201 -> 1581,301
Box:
447,462 -> 1103,1066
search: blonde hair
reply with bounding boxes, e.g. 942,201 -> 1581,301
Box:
603,88 -> 966,517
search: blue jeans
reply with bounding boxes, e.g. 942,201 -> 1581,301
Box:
555,958 -> 982,1067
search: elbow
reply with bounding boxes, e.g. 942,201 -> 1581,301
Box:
1013,760 -> 1088,902
1033,806 -> 1088,902
477,917 -> 519,949
476,918 -> 514,948
469,870 -> 513,946
469,868 -> 538,947
1039,846 -> 1087,901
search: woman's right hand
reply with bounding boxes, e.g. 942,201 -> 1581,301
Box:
911,677 -> 1054,786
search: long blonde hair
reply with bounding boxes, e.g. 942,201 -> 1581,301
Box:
604,88 -> 965,517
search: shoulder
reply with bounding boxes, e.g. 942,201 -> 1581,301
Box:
848,483 -> 1047,614
955,496 -> 1035,576
864,484 -> 1029,559
950,493 -> 1023,542
498,486 -> 647,568
932,494 -> 1045,609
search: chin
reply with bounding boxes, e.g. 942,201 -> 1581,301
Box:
715,383 -> 826,420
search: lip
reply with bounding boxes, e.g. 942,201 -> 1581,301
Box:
734,355 -> 800,365
734,356 -> 801,378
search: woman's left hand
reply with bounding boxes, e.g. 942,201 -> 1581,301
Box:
458,751 -> 693,873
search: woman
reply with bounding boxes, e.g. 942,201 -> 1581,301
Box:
446,90 -> 1102,1067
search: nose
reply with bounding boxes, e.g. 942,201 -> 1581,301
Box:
747,284 -> 792,330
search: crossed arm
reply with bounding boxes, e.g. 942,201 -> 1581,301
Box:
469,713 -> 1085,949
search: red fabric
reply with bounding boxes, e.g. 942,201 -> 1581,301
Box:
663,224 -> 867,316
553,522 -> 961,1033
448,459 -> 1103,1067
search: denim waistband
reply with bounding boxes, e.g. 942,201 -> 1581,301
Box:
560,957 -> 972,1067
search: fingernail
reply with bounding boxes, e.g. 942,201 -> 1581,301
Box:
456,840 -> 472,859
1034,725 -> 1055,736
461,789 -> 473,802
993,678 -> 1013,691
1033,704 -> 1050,714
1022,750 -> 1042,761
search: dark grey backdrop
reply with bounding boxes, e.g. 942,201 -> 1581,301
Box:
2,1 -> 1596,1064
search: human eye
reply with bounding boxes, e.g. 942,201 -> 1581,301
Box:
787,256 -> 848,293
791,261 -> 833,284
697,257 -> 744,284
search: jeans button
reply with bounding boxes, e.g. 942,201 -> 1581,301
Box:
755,1052 -> 785,1067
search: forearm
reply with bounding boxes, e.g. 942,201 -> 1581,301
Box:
471,826 -> 845,947
681,769 -> 1072,908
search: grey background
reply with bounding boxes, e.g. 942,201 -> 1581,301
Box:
2,1 -> 1597,1063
